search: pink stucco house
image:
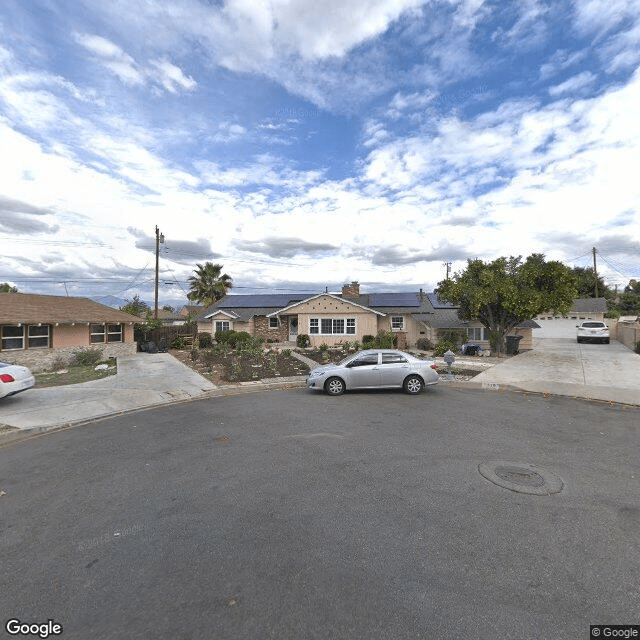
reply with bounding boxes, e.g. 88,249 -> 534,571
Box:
0,293 -> 140,371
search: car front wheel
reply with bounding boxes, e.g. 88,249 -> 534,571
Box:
403,375 -> 424,395
325,377 -> 345,396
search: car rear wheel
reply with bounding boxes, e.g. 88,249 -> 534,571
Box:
403,375 -> 424,395
325,377 -> 345,396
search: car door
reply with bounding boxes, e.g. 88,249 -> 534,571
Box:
344,352 -> 381,389
379,352 -> 410,387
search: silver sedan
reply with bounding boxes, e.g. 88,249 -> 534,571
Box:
306,349 -> 439,396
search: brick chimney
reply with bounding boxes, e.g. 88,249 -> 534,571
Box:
342,281 -> 360,299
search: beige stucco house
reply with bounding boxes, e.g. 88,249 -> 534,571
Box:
0,293 -> 139,371
196,282 -> 538,351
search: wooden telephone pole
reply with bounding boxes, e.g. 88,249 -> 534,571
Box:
592,247 -> 598,298
154,226 -> 164,319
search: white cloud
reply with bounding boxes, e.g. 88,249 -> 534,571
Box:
74,32 -> 195,93
148,59 -> 197,93
572,0 -> 640,36
548,71 -> 596,96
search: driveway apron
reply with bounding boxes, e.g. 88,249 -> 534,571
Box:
472,337 -> 640,405
0,353 -> 216,430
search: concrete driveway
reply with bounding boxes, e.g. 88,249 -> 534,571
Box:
473,335 -> 640,405
0,353 -> 216,430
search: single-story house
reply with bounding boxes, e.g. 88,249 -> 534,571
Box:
535,297 -> 608,322
0,293 -> 140,371
196,282 -> 537,351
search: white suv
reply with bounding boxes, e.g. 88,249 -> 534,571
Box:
576,321 -> 609,344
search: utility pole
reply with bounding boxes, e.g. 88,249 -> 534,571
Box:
592,246 -> 598,298
443,261 -> 451,280
155,226 -> 164,319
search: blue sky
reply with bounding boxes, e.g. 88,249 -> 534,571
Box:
1,0 -> 639,307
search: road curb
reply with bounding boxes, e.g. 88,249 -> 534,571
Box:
0,377 -> 308,446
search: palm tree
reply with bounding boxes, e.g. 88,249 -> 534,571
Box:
187,262 -> 232,306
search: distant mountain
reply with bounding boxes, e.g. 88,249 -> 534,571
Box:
90,295 -> 129,309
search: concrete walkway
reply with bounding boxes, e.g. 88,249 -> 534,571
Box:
470,337 -> 640,405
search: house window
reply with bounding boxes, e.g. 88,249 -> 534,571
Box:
90,324 -> 106,343
269,317 -> 279,329
215,320 -> 230,333
467,327 -> 488,341
28,325 -> 50,348
391,316 -> 404,331
1,325 -> 24,350
310,318 -> 356,335
346,318 -> 356,334
107,324 -> 123,343
1,325 -> 52,350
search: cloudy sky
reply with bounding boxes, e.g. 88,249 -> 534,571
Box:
1,0 -> 639,306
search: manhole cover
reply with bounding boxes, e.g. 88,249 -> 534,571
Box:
478,461 -> 563,495
494,466 -> 545,487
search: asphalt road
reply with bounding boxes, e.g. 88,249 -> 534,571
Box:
1,386 -> 639,640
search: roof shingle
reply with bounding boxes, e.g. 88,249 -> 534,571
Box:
0,293 -> 141,324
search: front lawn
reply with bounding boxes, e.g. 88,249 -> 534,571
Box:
35,358 -> 117,388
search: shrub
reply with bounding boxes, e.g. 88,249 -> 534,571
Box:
362,335 -> 375,344
434,338 -> 457,357
282,349 -> 291,357
171,335 -> 186,349
234,335 -> 263,357
215,329 -> 237,344
72,347 -> 103,366
197,332 -> 212,349
50,355 -> 69,371
319,343 -> 329,351
297,334 -> 310,348
353,341 -> 361,351
416,337 -> 433,351
342,341 -> 351,351
375,330 -> 395,349
229,331 -> 252,347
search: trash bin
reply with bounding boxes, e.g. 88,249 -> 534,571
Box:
462,343 -> 480,356
505,335 -> 523,355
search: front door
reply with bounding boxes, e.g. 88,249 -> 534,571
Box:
289,317 -> 298,341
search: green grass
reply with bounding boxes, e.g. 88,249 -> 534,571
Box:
35,358 -> 117,388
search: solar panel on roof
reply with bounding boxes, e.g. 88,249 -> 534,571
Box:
217,294 -> 303,308
368,292 -> 420,307
426,292 -> 457,308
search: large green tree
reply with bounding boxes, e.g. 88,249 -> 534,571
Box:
0,282 -> 18,293
571,266 -> 610,298
436,254 -> 578,355
187,262 -> 232,306
120,294 -> 150,316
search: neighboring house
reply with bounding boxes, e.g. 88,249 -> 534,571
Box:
0,293 -> 139,371
196,282 -> 538,350
535,297 -> 608,322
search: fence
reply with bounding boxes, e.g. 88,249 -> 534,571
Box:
134,324 -> 197,349
608,319 -> 640,352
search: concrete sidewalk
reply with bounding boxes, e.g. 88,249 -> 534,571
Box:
468,337 -> 640,406
3,340 -> 639,438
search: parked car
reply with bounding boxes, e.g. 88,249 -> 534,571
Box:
0,362 -> 36,398
576,321 -> 610,344
306,349 -> 439,396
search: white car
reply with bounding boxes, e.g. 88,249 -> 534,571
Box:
0,362 -> 36,399
576,321 -> 610,344
306,349 -> 439,396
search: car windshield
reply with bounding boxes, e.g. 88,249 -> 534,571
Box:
582,322 -> 605,328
